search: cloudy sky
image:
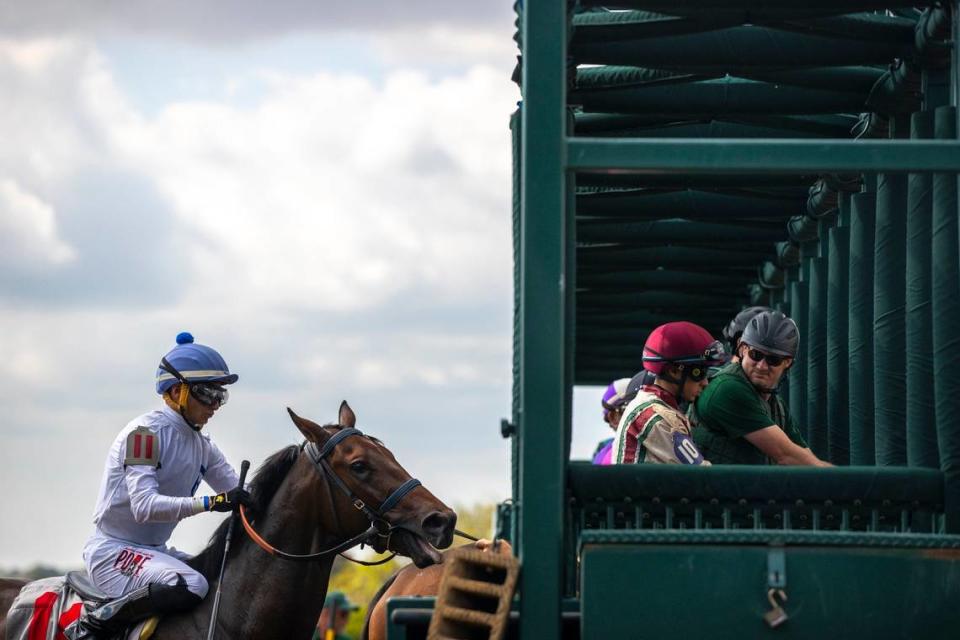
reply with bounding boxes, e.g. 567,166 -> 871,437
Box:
0,2 -> 610,569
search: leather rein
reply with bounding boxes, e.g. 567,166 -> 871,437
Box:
239,427 -> 422,563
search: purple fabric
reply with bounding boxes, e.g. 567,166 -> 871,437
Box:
592,438 -> 614,465
601,378 -> 631,417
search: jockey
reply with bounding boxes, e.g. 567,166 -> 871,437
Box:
76,333 -> 251,638
693,311 -> 831,466
722,305 -> 771,363
591,378 -> 630,465
613,322 -> 726,465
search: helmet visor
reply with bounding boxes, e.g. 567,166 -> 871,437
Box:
190,383 -> 229,408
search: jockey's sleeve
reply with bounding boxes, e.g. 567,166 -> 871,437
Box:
202,438 -> 241,494
642,418 -> 710,466
124,465 -> 207,523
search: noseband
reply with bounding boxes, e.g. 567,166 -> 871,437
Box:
240,427 -> 422,562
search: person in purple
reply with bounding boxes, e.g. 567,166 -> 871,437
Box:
592,378 -> 631,465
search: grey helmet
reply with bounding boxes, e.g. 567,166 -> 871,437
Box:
723,306 -> 771,345
740,310 -> 799,358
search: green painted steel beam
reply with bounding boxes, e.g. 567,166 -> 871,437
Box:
517,0 -> 565,636
567,139 -> 960,173
576,1 -> 923,16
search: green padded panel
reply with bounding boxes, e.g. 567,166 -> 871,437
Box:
567,461 -> 944,505
581,532 -> 960,639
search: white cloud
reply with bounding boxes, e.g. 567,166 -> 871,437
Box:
0,178 -> 76,267
0,1 -> 513,44
374,25 -> 519,71
0,35 -> 517,567
108,64 -> 517,313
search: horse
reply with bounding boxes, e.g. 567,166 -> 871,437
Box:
0,401 -> 456,639
361,539 -> 513,640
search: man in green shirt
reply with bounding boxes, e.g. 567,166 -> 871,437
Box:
693,310 -> 831,466
312,591 -> 359,640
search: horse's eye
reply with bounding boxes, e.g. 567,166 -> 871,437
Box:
350,461 -> 368,474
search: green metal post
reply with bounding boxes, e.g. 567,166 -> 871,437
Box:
932,106 -> 960,531
906,110 -> 939,468
788,278 -> 808,438
806,253 -> 828,458
827,196 -> 851,465
873,117 -> 909,466
565,108 -> 577,465
511,110 -> 521,502
518,0 -> 566,635
849,190 -> 876,465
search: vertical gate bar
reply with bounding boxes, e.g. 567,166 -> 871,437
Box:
849,189 -> 877,465
827,193 -> 851,464
518,0 -> 567,634
510,109 -> 523,518
807,254 -> 829,457
789,279 -> 809,439
874,115 -> 910,466
932,106 -> 960,532
906,109 -> 940,468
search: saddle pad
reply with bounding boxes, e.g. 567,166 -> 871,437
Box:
5,576 -> 84,640
5,577 -> 158,640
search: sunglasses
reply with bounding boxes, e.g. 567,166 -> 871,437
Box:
190,383 -> 229,408
746,348 -> 787,367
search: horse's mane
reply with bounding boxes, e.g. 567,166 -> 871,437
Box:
188,444 -> 301,580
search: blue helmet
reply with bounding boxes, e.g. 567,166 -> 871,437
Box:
155,332 -> 239,394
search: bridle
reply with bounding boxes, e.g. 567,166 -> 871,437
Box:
240,427 -> 422,563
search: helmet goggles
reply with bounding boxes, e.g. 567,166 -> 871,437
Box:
160,357 -> 230,408
189,382 -> 229,408
643,340 -> 727,369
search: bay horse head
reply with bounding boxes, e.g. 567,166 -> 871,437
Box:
286,401 -> 456,567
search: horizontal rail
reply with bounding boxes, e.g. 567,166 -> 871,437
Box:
567,138 -> 960,174
579,529 -> 960,548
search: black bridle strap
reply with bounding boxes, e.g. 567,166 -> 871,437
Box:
379,478 -> 422,513
306,432 -> 423,526
241,428 -> 424,562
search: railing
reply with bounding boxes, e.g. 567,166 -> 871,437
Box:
564,461 -> 947,595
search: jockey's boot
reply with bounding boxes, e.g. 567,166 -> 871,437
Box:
68,577 -> 201,639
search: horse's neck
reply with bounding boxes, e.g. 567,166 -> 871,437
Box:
209,458 -> 366,638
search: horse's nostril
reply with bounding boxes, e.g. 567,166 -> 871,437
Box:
422,511 -> 456,543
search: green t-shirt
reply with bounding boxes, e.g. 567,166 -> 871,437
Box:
691,362 -> 808,465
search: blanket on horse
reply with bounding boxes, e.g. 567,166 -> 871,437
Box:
5,575 -> 153,640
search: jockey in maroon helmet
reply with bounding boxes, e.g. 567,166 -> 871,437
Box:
613,322 -> 726,465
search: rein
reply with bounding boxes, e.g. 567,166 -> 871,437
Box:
239,428 -> 422,563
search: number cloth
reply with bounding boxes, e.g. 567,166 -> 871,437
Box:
691,361 -> 808,464
613,384 -> 711,465
84,404 -> 240,598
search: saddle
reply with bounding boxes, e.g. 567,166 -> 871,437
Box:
5,572 -> 159,640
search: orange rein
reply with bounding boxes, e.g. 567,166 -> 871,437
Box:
239,504 -> 277,556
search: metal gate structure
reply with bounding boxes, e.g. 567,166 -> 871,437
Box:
387,3 -> 960,639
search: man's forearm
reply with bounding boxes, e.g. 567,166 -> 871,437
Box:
777,445 -> 831,466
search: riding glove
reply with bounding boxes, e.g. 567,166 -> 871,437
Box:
207,487 -> 253,512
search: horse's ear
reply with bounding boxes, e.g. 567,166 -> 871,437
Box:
287,407 -> 331,445
338,401 -> 356,428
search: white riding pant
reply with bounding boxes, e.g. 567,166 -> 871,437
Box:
82,530 -> 208,599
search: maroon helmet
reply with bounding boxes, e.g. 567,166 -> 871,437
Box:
642,322 -> 726,375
